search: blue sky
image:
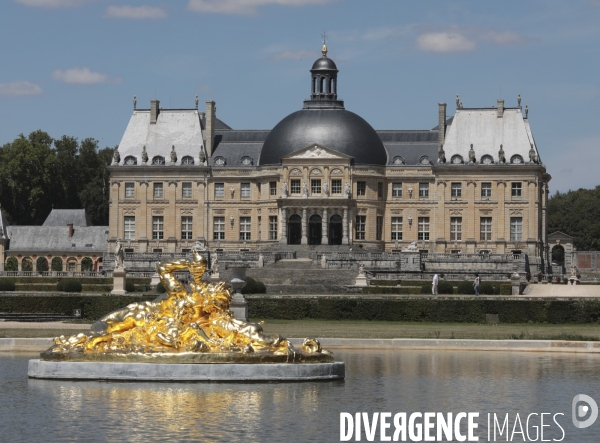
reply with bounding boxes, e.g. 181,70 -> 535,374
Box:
1,0 -> 599,193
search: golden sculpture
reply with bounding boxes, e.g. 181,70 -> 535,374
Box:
43,250 -> 333,364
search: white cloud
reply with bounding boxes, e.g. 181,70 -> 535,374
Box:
15,0 -> 87,7
52,67 -> 109,84
187,0 -> 337,15
271,49 -> 318,61
105,5 -> 167,19
0,81 -> 43,96
416,32 -> 476,53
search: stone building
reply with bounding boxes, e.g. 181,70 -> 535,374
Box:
108,45 -> 551,266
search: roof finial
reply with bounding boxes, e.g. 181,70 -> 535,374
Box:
517,93 -> 521,107
456,94 -> 460,109
195,94 -> 199,109
321,31 -> 328,56
525,105 -> 529,118
133,95 -> 137,110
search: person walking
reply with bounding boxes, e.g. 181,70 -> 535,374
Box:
432,274 -> 439,295
474,273 -> 480,296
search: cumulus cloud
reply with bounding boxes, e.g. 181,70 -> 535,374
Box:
271,49 -> 318,61
0,81 -> 43,96
52,67 -> 109,84
187,0 -> 337,15
105,5 -> 167,19
15,0 -> 87,7
416,32 -> 476,53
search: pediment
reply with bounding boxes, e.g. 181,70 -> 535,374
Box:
283,144 -> 352,160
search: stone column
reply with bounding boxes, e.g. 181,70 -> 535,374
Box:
342,207 -> 349,245
280,208 -> 287,244
139,182 -> 148,252
322,207 -> 328,245
301,208 -> 308,245
497,181 -> 507,252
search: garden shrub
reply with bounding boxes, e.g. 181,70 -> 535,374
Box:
5,257 -> 18,272
438,281 -> 454,294
57,279 -> 82,293
479,282 -> 495,295
125,281 -> 135,293
0,279 -> 16,291
457,281 -> 475,295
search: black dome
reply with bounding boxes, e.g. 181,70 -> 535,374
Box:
259,109 -> 387,166
312,56 -> 337,71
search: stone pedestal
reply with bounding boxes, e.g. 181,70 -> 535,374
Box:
210,272 -> 221,283
511,271 -> 521,295
568,277 -> 580,286
150,271 -> 161,289
355,274 -> 368,287
230,266 -> 248,321
112,268 -> 127,295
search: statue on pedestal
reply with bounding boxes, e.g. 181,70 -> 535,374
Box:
114,239 -> 125,270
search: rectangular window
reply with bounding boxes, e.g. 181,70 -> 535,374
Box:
331,179 -> 342,194
510,217 -> 523,241
241,182 -> 251,198
355,215 -> 366,240
240,217 -> 251,240
391,217 -> 403,240
480,217 -> 492,241
392,183 -> 402,198
125,182 -> 134,199
270,181 -> 277,196
153,183 -> 163,199
290,179 -> 301,194
214,183 -> 224,198
152,216 -> 164,240
419,183 -> 429,198
376,216 -> 383,240
356,181 -> 366,196
124,216 -> 135,240
181,216 -> 193,240
213,217 -> 225,240
418,217 -> 430,241
182,182 -> 192,199
377,182 -> 383,199
481,182 -> 492,198
450,217 -> 462,241
451,183 -> 462,199
311,179 -> 321,195
269,216 -> 277,240
512,182 -> 522,198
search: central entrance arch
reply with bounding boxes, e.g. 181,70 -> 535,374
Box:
288,214 -> 302,245
329,214 -> 342,245
308,214 -> 322,245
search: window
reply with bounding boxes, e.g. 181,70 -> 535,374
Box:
214,183 -> 224,198
241,182 -> 251,198
290,179 -> 301,194
240,217 -> 251,240
450,217 -> 462,241
331,179 -> 342,194
125,182 -> 134,198
480,217 -> 492,241
213,217 -> 225,240
124,156 -> 137,165
269,216 -> 277,240
419,183 -> 429,198
181,216 -> 193,240
481,182 -> 492,198
355,215 -> 366,240
182,182 -> 192,198
153,183 -> 163,199
270,181 -> 277,196
152,216 -> 164,240
391,217 -> 402,240
418,217 -> 430,240
357,181 -> 366,196
392,183 -> 402,198
181,156 -> 194,165
451,183 -> 462,199
152,156 -> 165,165
510,217 -> 522,241
376,216 -> 383,240
512,182 -> 522,198
378,182 -> 383,199
214,156 -> 226,166
124,216 -> 135,240
311,179 -> 321,195
241,156 -> 252,166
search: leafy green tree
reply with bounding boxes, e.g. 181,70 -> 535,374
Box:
5,257 -> 18,271
81,257 -> 93,272
51,257 -> 63,272
36,256 -> 49,272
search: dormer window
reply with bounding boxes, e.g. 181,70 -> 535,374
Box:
241,156 -> 253,166
510,155 -> 524,164
451,155 -> 463,164
152,156 -> 165,165
392,156 -> 405,165
214,157 -> 226,166
419,156 -> 432,165
181,156 -> 194,165
481,155 -> 494,165
124,156 -> 137,165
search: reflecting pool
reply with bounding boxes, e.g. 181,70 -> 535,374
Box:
2,350 -> 599,442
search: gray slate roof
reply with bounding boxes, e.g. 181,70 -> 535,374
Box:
42,209 -> 91,227
6,226 -> 108,253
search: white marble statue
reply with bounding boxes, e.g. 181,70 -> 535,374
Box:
344,182 -> 351,197
302,182 -> 308,197
114,239 -> 125,269
281,182 -> 288,198
402,241 -> 419,252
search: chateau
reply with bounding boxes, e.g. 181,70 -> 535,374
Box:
108,44 -> 550,266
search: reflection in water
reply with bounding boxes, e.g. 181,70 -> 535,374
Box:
3,350 -> 600,442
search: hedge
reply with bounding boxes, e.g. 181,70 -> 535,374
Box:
363,286 -> 423,295
242,277 -> 267,294
247,298 -> 600,323
57,279 -> 82,293
0,279 -> 16,291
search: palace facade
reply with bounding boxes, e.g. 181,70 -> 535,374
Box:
108,45 -> 551,264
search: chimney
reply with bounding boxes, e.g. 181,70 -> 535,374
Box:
497,99 -> 504,118
150,99 -> 160,124
438,102 -> 447,148
67,223 -> 73,238
205,100 -> 216,157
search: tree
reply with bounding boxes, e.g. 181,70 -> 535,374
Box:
51,257 -> 63,272
36,257 -> 49,272
81,257 -> 93,272
5,257 -> 18,271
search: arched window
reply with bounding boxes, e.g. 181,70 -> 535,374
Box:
214,156 -> 226,166
510,154 -> 524,164
241,156 -> 253,166
329,78 -> 333,94
419,156 -> 432,165
181,156 -> 194,165
481,155 -> 494,165
320,77 -> 325,93
152,156 -> 165,165
392,156 -> 405,165
124,156 -> 137,165
450,155 -> 464,164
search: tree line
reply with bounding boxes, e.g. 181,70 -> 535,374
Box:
0,130 -> 113,226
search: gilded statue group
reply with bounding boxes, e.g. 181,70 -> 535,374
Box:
49,248 -> 330,362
